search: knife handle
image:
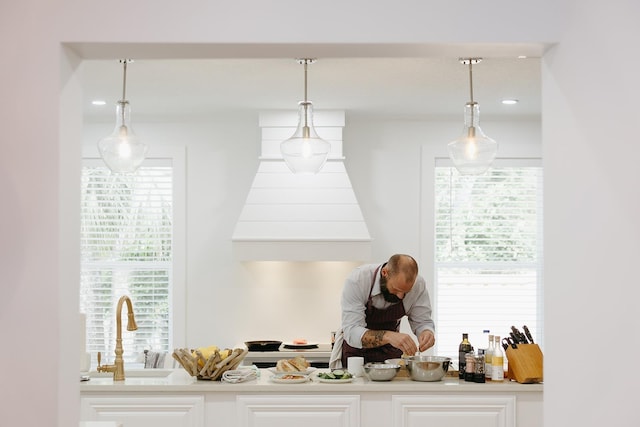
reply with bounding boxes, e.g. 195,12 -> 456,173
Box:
523,325 -> 535,344
503,337 -> 517,349
501,338 -> 509,350
511,326 -> 528,344
509,332 -> 520,344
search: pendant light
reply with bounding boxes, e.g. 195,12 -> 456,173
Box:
447,58 -> 497,175
98,59 -> 148,173
280,58 -> 331,174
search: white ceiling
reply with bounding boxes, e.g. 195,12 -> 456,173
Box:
81,56 -> 541,122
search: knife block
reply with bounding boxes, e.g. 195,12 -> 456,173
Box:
505,344 -> 543,384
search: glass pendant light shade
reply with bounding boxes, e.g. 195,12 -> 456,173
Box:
448,58 -> 497,175
98,100 -> 148,173
98,59 -> 147,173
280,58 -> 330,174
448,102 -> 497,175
280,101 -> 331,174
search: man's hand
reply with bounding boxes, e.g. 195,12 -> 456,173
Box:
362,330 -> 418,355
418,329 -> 435,352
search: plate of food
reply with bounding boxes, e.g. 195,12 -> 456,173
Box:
283,343 -> 319,349
269,355 -> 316,376
283,339 -> 319,349
269,366 -> 316,376
315,370 -> 354,383
270,374 -> 310,384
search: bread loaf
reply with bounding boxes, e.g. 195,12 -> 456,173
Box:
290,356 -> 310,371
276,359 -> 297,372
276,356 -> 310,372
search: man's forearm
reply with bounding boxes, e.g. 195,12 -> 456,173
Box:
361,330 -> 387,348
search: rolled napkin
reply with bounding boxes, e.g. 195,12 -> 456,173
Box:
144,350 -> 168,368
222,368 -> 258,384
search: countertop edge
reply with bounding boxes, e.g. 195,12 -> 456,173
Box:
80,369 -> 543,393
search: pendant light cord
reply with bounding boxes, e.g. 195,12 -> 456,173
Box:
468,60 -> 474,104
119,59 -> 131,125
303,60 -> 308,104
461,57 -> 481,129
119,59 -> 131,126
121,59 -> 128,102
298,58 -> 315,130
468,60 -> 475,128
303,59 -> 309,128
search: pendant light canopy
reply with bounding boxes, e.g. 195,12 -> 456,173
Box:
447,58 -> 497,175
280,58 -> 331,174
98,59 -> 148,173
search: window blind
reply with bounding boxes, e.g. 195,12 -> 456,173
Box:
80,165 -> 173,364
434,164 -> 543,365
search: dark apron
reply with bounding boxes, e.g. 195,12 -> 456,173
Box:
342,265 -> 406,366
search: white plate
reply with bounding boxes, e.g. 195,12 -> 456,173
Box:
316,377 -> 354,384
283,343 -> 319,349
268,367 -> 316,376
270,375 -> 309,384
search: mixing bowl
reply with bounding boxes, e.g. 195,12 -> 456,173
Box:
363,362 -> 401,381
404,356 -> 451,382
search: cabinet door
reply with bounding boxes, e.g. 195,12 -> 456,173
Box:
392,395 -> 516,427
81,395 -> 204,427
237,395 -> 359,427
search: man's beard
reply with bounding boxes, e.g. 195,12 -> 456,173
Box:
380,274 -> 402,303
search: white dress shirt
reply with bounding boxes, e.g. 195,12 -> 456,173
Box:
340,263 -> 435,349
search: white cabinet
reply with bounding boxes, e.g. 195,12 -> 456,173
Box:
80,395 -> 204,427
237,395 -> 360,427
391,395 -> 516,427
80,373 -> 541,427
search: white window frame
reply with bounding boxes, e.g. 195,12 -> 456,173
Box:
419,153 -> 543,360
81,146 -> 186,364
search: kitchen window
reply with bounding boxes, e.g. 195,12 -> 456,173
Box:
434,159 -> 543,362
80,152 -> 185,365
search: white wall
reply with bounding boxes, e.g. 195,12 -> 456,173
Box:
4,1 -> 640,426
542,1 -> 640,425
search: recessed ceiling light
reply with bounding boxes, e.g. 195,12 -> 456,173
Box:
517,55 -> 527,59
92,100 -> 106,106
502,99 -> 519,105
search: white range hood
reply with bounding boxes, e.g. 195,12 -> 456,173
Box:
232,110 -> 372,262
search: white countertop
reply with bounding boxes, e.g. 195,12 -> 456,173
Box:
80,368 -> 543,393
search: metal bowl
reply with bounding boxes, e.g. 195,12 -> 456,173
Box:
404,355 -> 451,382
363,362 -> 401,381
384,358 -> 407,368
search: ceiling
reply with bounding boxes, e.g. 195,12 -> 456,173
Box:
81,56 -> 541,122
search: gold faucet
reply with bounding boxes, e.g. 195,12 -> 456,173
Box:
96,295 -> 138,381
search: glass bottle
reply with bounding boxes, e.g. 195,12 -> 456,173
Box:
491,335 -> 505,381
464,352 -> 476,381
482,329 -> 490,346
485,334 -> 494,380
474,352 -> 486,383
458,333 -> 473,379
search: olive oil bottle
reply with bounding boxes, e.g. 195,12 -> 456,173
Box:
485,333 -> 494,380
491,335 -> 505,381
458,333 -> 473,379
